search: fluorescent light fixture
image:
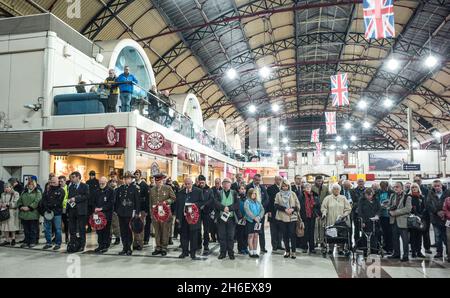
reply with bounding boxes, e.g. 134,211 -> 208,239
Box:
330,145 -> 336,150
279,125 -> 286,132
272,103 -> 280,112
363,121 -> 371,129
268,138 -> 274,144
344,122 -> 352,130
249,104 -> 257,113
350,135 -> 357,142
336,136 -> 342,142
383,98 -> 393,108
343,144 -> 348,150
425,55 -> 438,68
282,137 -> 288,144
387,58 -> 399,70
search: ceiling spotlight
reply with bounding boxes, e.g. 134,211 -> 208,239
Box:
425,55 -> 438,68
272,103 -> 280,112
282,137 -> 289,144
259,66 -> 271,78
287,152 -> 293,158
249,104 -> 257,113
285,146 -> 291,152
226,68 -> 238,80
387,58 -> 399,70
358,100 -> 367,110
343,144 -> 348,150
350,135 -> 357,142
336,136 -> 342,142
363,121 -> 371,129
432,130 -> 442,139
279,125 -> 286,132
330,145 -> 336,150
336,151 -> 342,156
268,138 -> 274,144
344,122 -> 352,130
383,98 -> 393,108
260,125 -> 267,132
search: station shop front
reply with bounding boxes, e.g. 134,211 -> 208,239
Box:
43,126 -> 127,181
136,130 -> 173,180
177,146 -> 204,183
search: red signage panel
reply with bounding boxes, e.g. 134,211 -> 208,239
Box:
136,130 -> 173,157
42,127 -> 127,150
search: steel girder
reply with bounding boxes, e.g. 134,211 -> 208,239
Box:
81,0 -> 135,40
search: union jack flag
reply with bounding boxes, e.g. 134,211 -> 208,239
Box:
316,142 -> 322,155
330,73 -> 349,107
363,0 -> 395,40
311,129 -> 320,143
325,112 -> 337,135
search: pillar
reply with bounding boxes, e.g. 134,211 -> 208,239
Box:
171,143 -> 178,182
125,127 -> 137,172
39,151 -> 50,187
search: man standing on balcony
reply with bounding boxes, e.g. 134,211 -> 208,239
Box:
103,69 -> 119,113
116,66 -> 138,112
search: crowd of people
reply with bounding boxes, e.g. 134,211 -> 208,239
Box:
0,172 -> 449,262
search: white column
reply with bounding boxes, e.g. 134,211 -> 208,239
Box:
39,151 -> 50,187
171,143 -> 178,181
125,127 -> 137,172
42,33 -> 57,128
204,156 -> 209,184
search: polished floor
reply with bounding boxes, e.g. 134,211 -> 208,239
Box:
0,228 -> 449,278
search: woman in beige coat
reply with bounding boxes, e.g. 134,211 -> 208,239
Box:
275,180 -> 301,259
321,183 -> 352,255
0,183 -> 21,246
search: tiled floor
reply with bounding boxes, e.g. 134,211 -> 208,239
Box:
0,231 -> 448,278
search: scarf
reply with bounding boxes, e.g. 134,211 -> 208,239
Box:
304,191 -> 315,218
280,190 -> 291,208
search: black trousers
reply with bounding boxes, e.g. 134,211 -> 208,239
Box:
208,217 -> 217,241
280,221 -> 296,252
352,212 -> 361,245
380,216 -> 393,252
68,213 -> 87,248
201,214 -> 210,248
392,223 -> 409,258
22,220 -> 39,245
422,220 -> 431,250
409,228 -> 423,254
259,216 -> 266,250
180,222 -> 198,257
62,213 -> 69,241
236,224 -> 248,251
269,219 -> 282,249
217,219 -> 236,255
144,213 -> 152,242
118,216 -> 132,251
97,217 -> 112,249
304,217 -> 316,252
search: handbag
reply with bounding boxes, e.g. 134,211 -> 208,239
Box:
295,212 -> 305,237
0,207 -> 10,222
407,215 -> 424,230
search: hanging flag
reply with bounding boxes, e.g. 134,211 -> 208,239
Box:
363,0 -> 395,40
330,73 -> 349,107
311,129 -> 320,143
325,112 -> 337,135
316,142 -> 322,155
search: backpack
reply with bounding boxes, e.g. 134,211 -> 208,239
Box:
66,237 -> 81,254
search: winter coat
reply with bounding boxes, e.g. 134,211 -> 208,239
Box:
388,192 -> 412,229
321,194 -> 352,227
427,189 -> 449,227
176,187 -> 205,231
17,189 -> 42,221
0,191 -> 20,231
41,186 -> 65,216
274,191 -> 301,223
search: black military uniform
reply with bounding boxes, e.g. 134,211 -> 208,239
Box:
196,178 -> 214,253
94,185 -> 115,253
133,174 -> 149,250
114,172 -> 140,255
86,171 -> 100,233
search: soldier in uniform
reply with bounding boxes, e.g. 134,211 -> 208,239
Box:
132,170 -> 149,250
93,177 -> 115,253
150,173 -> 176,256
114,171 -> 140,256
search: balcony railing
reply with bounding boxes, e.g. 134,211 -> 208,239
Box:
51,82 -> 237,158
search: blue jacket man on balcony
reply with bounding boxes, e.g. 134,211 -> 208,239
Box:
116,66 -> 138,112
